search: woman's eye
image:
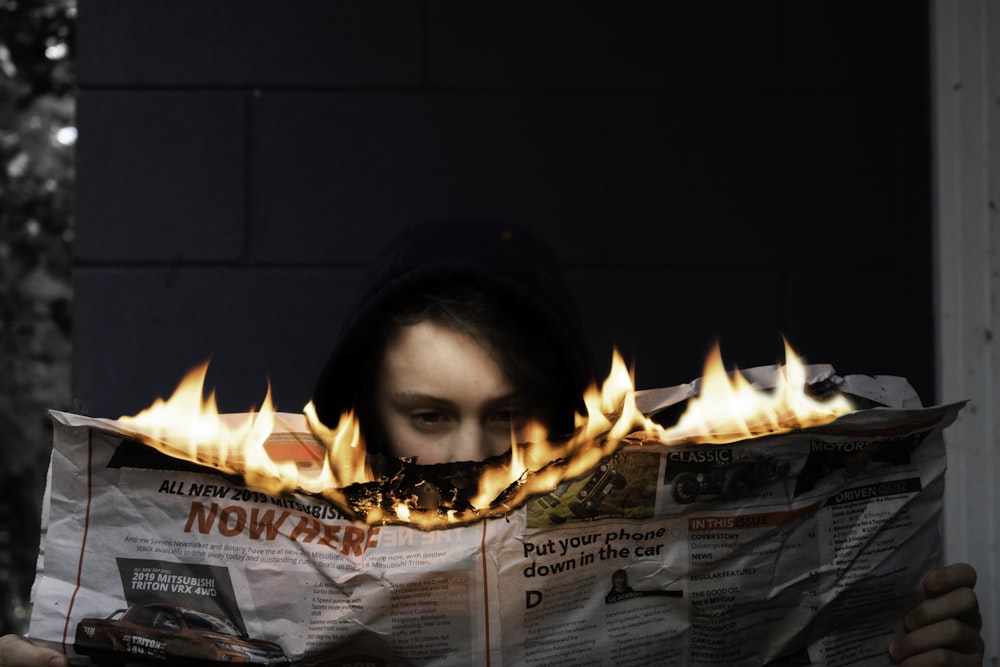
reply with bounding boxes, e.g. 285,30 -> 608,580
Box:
412,411 -> 446,426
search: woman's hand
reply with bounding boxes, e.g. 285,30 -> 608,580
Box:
889,563 -> 984,666
0,635 -> 66,667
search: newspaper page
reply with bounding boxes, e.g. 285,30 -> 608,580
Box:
28,374 -> 962,666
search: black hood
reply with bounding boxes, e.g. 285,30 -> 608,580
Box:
311,219 -> 594,443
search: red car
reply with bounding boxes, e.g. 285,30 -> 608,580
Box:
74,603 -> 288,665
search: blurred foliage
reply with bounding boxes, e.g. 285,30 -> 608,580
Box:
0,0 -> 76,635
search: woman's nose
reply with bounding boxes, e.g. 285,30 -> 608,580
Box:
453,422 -> 508,461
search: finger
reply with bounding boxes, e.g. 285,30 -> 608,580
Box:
892,648 -> 985,667
906,587 -> 981,631
0,635 -> 67,667
889,618 -> 985,664
923,563 -> 977,596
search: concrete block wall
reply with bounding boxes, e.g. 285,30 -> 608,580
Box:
73,0 -> 932,417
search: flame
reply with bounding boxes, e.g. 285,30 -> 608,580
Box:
117,361 -> 272,472
112,341 -> 853,528
115,362 -> 357,506
653,339 -> 855,445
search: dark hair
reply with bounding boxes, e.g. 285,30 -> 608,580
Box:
311,220 -> 595,458
355,276 -> 566,456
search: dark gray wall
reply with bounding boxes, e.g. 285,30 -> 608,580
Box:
73,1 -> 933,417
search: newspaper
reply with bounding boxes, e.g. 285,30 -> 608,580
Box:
28,371 -> 962,666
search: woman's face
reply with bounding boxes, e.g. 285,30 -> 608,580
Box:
374,320 -> 529,464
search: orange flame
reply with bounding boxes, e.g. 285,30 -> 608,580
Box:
652,339 -> 854,445
117,363 -> 354,505
112,341 -> 853,528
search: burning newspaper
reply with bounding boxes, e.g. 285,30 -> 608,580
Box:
29,366 -> 961,666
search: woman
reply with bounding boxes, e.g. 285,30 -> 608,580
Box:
310,219 -> 593,466
1,220 -> 983,666
316,219 -> 984,665
606,569 -> 635,603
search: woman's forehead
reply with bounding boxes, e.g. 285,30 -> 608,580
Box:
378,320 -> 516,402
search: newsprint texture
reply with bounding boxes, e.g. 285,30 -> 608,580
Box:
29,371 -> 962,666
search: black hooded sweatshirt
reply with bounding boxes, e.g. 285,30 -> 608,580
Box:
311,219 -> 594,456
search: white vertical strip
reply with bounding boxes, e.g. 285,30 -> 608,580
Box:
932,0 -> 998,660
